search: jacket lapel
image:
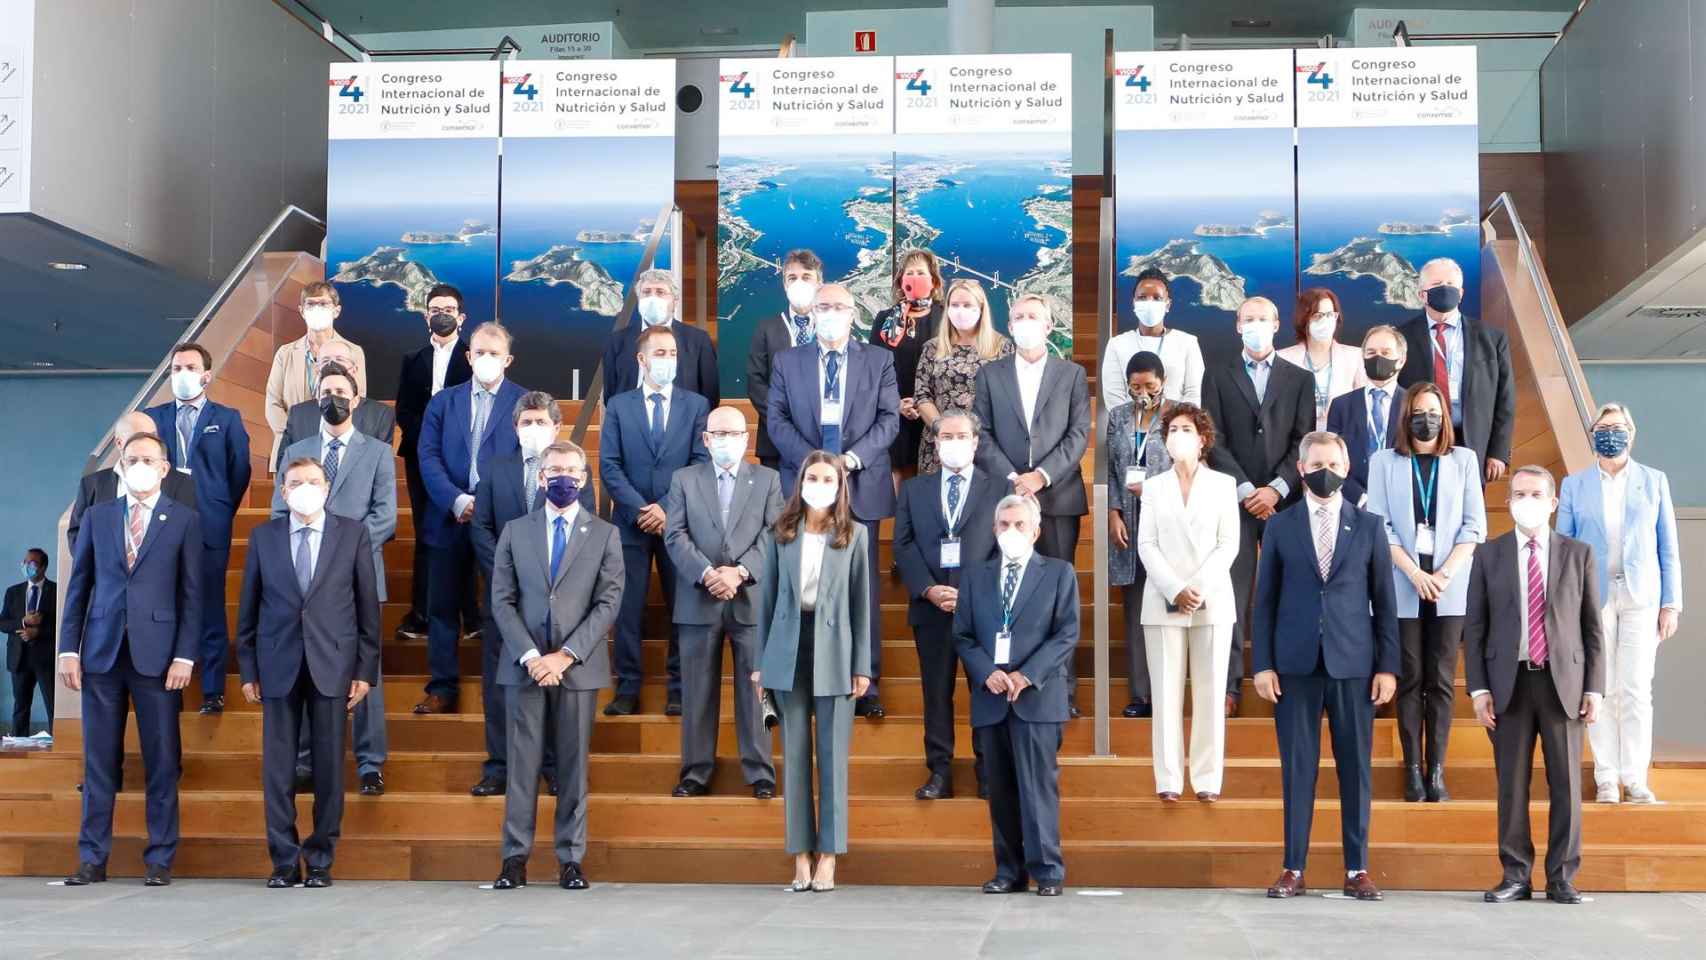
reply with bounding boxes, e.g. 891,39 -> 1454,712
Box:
272,519 -> 304,600
1229,360 -> 1261,416
553,512 -> 595,589
1325,501 -> 1357,582
722,463 -> 756,543
327,432 -> 357,498
1622,465 -> 1645,570
1545,531 -> 1569,640
128,501 -> 172,573
304,518 -> 344,598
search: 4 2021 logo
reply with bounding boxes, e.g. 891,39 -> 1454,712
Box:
329,75 -> 369,115
1114,65 -> 1155,105
720,71 -> 760,110
896,69 -> 935,107
1297,61 -> 1340,102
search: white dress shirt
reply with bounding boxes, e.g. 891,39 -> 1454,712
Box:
1470,529 -> 1552,702
1600,465 -> 1628,581
817,343 -> 866,469
62,490 -> 194,666
1015,351 -> 1047,430
453,379 -> 505,519
288,511 -> 326,583
939,465 -> 974,531
642,383 -> 674,431
173,394 -> 207,472
799,531 -> 828,612
430,337 -> 457,395
320,421 -> 355,459
520,502 -> 580,666
1100,327 -> 1206,409
1428,310 -> 1466,426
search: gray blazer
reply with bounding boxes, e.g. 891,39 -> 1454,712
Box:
1105,400 -> 1173,587
272,429 -> 397,601
663,460 -> 784,626
756,522 -> 872,696
489,506 -> 624,689
1365,446 -> 1486,617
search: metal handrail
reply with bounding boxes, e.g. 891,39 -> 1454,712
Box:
1482,191 -> 1594,430
81,204 -> 327,473
365,35 -> 523,60
1392,18 -> 1562,46
277,0 -> 372,59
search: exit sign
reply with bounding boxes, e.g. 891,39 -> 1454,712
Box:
854,30 -> 876,52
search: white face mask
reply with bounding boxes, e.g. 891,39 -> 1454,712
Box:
709,435 -> 745,469
937,438 -> 975,471
302,305 -> 336,332
170,370 -> 205,401
123,462 -> 163,497
786,280 -> 818,312
1132,300 -> 1167,331
813,308 -> 851,345
800,481 -> 839,511
471,353 -> 506,386
1509,497 -> 1553,533
517,423 -> 557,458
638,296 -> 672,326
1239,320 -> 1276,355
947,306 -> 981,331
646,356 -> 677,387
997,528 -> 1034,562
1308,315 -> 1337,343
286,482 -> 328,518
1165,432 -> 1200,463
1010,319 -> 1048,352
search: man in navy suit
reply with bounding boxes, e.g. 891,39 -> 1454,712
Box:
58,432 -> 203,886
237,457 -> 380,888
1326,324 -> 1408,505
1252,431 -> 1399,902
146,342 -> 251,715
955,494 -> 1078,897
601,269 -> 720,404
766,282 -> 899,716
601,326 -> 709,716
415,322 -> 528,714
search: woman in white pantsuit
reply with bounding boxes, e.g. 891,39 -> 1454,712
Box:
1136,403 -> 1241,802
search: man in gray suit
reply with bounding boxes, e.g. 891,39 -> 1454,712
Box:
663,405 -> 781,799
272,364 -> 397,796
489,441 -> 624,891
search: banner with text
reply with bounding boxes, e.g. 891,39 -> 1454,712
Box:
0,0 -> 35,214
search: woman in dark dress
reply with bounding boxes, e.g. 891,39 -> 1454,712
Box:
868,249 -> 943,491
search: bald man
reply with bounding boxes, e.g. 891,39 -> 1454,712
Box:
68,412 -> 199,552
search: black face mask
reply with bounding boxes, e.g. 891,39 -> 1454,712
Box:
428,311 -> 459,337
319,394 -> 352,426
1363,355 -> 1399,382
1409,411 -> 1442,442
1303,467 -> 1345,499
1424,284 -> 1463,313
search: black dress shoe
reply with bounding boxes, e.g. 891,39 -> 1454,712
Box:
470,775 -> 506,797
293,768 -> 313,794
752,780 -> 775,800
143,866 -> 171,887
603,694 -> 639,717
854,695 -> 885,718
981,877 -> 1028,894
1037,883 -> 1064,897
1484,879 -> 1533,902
360,771 -> 385,796
559,861 -> 589,890
398,610 -> 429,636
977,781 -> 989,801
1546,881 -> 1583,904
304,869 -> 333,888
672,778 -> 709,798
267,866 -> 301,888
493,856 -> 527,890
543,774 -> 560,797
1404,764 -> 1426,803
1122,699 -> 1152,719
198,695 -> 224,715
914,773 -> 954,800
1425,764 -> 1450,803
664,694 -> 683,717
64,862 -> 107,886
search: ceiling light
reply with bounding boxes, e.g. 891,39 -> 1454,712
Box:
48,261 -> 87,270
701,25 -> 738,36
1229,17 -> 1272,29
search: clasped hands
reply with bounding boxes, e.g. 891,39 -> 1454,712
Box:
636,503 -> 667,535
527,650 -> 577,687
241,679 -> 371,711
983,669 -> 1033,703
1011,471 -> 1047,498
703,565 -> 745,601
924,584 -> 958,613
1241,486 -> 1280,520
1252,670 -> 1396,707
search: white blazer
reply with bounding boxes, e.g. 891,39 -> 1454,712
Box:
1135,465 -> 1240,626
1101,327 -> 1205,411
1276,341 -> 1367,430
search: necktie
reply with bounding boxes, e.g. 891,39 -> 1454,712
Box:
1369,389 -> 1388,454
469,390 -> 489,487
323,438 -> 342,490
175,404 -> 196,468
1432,322 -> 1452,413
1246,360 -> 1267,404
649,392 -> 665,443
295,527 -> 313,594
550,515 -> 568,582
524,457 -> 538,511
1314,505 -> 1335,580
305,349 -> 318,396
1001,561 -> 1019,627
718,470 -> 734,523
1526,538 -> 1548,665
792,315 -> 813,346
27,583 -> 39,615
126,502 -> 144,570
946,473 -> 963,530
824,351 -> 842,401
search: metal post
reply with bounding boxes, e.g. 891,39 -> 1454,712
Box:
1092,28 -> 1117,758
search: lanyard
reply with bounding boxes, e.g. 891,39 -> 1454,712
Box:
1412,456 -> 1439,519
1304,348 -> 1332,408
942,473 -> 967,532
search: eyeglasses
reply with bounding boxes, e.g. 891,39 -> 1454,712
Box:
541,466 -> 585,479
706,430 -> 747,441
302,299 -> 336,310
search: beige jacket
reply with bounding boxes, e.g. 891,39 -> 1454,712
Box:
264,334 -> 367,459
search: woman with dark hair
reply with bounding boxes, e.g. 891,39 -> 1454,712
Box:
1106,351 -> 1174,718
869,249 -> 943,486
1277,286 -> 1366,430
1366,381 -> 1485,803
753,451 -> 872,892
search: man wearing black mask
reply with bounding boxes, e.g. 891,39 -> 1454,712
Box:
1396,258 -> 1514,484
272,348 -> 397,473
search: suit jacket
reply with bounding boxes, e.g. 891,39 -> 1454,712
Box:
1251,497 -> 1400,679
489,507 -> 624,688
1464,530 -> 1605,716
1135,466 -> 1241,626
273,399 -> 396,473
1557,460 -> 1682,611
663,460 -> 784,626
1,579 -> 56,672
893,468 -> 1001,626
954,554 -> 1079,727
766,340 -> 900,521
755,523 -> 872,696
600,387 -> 710,543
1201,356 -> 1314,504
746,310 -> 806,461
271,430 -> 398,602
264,335 -> 370,441
235,514 -> 380,698
1396,313 -> 1516,466
416,378 -> 527,548
602,321 -> 721,405
146,399 -> 252,549
1325,385 -> 1404,504
1365,447 -> 1486,617
67,466 -> 197,555
396,337 -> 472,462
971,354 -> 1091,517
1105,400 -> 1173,586
59,496 -> 203,676
472,451 -> 597,580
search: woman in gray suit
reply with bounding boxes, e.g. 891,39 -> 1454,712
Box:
1366,381 -> 1485,803
754,450 -> 872,892
1106,351 -> 1173,718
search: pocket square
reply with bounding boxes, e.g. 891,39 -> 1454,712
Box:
203,425 -> 221,433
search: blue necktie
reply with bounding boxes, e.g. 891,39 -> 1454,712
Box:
946,473 -> 963,530
649,393 -> 665,443
1369,389 -> 1388,455
792,314 -> 813,346
27,583 -> 38,615
469,390 -> 490,487
1246,359 -> 1268,404
295,528 -> 313,594
323,438 -> 342,489
546,515 -> 568,645
821,351 -> 843,454
1000,561 -> 1020,649
175,403 -> 197,468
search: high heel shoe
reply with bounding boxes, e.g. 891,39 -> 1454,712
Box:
785,879 -> 812,893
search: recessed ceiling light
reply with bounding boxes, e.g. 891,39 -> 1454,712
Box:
48,261 -> 88,270
701,25 -> 738,36
32,361 -> 55,367
1229,17 -> 1272,29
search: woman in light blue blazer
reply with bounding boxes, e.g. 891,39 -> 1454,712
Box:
1366,382 -> 1484,804
1558,402 -> 1682,804
754,451 -> 872,892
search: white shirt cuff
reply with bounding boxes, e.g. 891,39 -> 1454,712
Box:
172,658 -> 195,666
1469,689 -> 1489,700
1037,468 -> 1052,487
843,452 -> 862,471
702,566 -> 716,584
453,494 -> 474,517
58,652 -> 79,660
519,650 -> 540,665
1269,478 -> 1290,499
1236,481 -> 1256,501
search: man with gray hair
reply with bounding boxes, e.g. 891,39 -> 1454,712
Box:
1397,256 -> 1515,483
600,267 -> 720,403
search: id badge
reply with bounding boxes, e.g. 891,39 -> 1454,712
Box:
1415,522 -> 1436,558
819,398 -> 843,425
1124,466 -> 1145,489
176,466 -> 193,475
994,630 -> 1012,666
940,537 -> 961,569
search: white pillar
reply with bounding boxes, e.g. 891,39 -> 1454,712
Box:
948,0 -> 994,55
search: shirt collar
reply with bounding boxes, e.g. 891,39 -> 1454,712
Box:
473,378 -> 502,398
1305,491 -> 1342,514
127,490 -> 162,514
547,502 -> 580,526
717,462 -> 741,482
177,394 -> 206,411
1523,530 -> 1548,553
819,341 -> 846,359
320,423 -> 353,448
1016,351 -> 1047,372
431,337 -> 458,354
645,383 -> 674,404
1431,309 -> 1462,329
1242,350 -> 1272,369
289,512 -> 325,536
943,464 -> 974,483
1598,463 -> 1629,484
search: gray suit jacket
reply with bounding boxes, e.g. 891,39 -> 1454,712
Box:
272,429 -> 398,601
490,506 -> 624,689
755,522 -> 872,696
1464,530 -> 1604,717
663,461 -> 784,626
972,354 -> 1091,517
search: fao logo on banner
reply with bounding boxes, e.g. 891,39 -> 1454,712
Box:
1115,66 -> 1155,105
897,69 -> 936,109
721,71 -> 760,111
1299,60 -> 1340,102
329,75 -> 369,115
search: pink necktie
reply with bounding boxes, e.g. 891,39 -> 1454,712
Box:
1526,538 -> 1548,665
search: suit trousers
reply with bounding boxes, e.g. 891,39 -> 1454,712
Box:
425,535 -> 479,696
502,684 -> 597,864
861,518 -> 884,689
1274,669 -> 1374,872
1035,514 -> 1081,691
9,654 -> 52,735
778,620 -> 854,855
1146,623 -> 1233,796
615,532 -> 681,698
478,608 -> 556,782
977,714 -> 1065,886
679,616 -> 774,786
1492,668 -> 1584,885
1122,582 -> 1150,703
911,612 -> 985,783
1227,510 -> 1271,697
1396,606 -> 1464,769
264,669 -> 346,871
78,642 -> 182,868
296,667 -> 387,777
198,545 -> 231,697
1588,593 -> 1661,790
404,455 -> 432,617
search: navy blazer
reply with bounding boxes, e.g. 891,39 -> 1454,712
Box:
59,496 -> 203,676
600,387 -> 710,543
417,378 -> 527,548
472,451 -> 596,577
235,514 -> 381,698
146,399 -> 251,549
766,340 -> 900,522
396,337 -> 473,459
1252,497 -> 1399,679
954,554 -> 1079,728
1325,385 -> 1404,504
601,321 -> 721,405
893,469 -> 1002,626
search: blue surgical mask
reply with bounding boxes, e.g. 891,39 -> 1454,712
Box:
709,435 -> 745,469
647,357 -> 677,387
21,562 -> 40,579
1592,427 -> 1630,459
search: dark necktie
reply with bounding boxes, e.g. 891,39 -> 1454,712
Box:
295,527 -> 313,594
946,473 -> 963,530
792,314 -> 813,346
649,393 -> 665,443
1001,561 -> 1019,627
26,583 -> 38,615
546,515 -> 568,645
323,438 -> 342,489
821,351 -> 844,455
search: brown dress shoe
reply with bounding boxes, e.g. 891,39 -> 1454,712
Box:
413,693 -> 457,715
1225,694 -> 1241,718
1195,792 -> 1219,803
1344,871 -> 1383,901
1157,791 -> 1180,802
1267,869 -> 1306,898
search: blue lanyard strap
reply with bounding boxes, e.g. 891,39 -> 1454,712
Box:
1412,456 -> 1439,518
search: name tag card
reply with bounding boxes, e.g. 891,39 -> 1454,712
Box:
1415,522 -> 1436,559
820,399 -> 843,425
940,537 -> 961,569
994,630 -> 1012,666
1124,466 -> 1145,489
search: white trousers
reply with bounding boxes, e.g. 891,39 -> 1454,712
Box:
1587,594 -> 1661,789
1145,622 -> 1233,795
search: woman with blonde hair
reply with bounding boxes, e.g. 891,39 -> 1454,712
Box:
913,278 -> 1013,473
